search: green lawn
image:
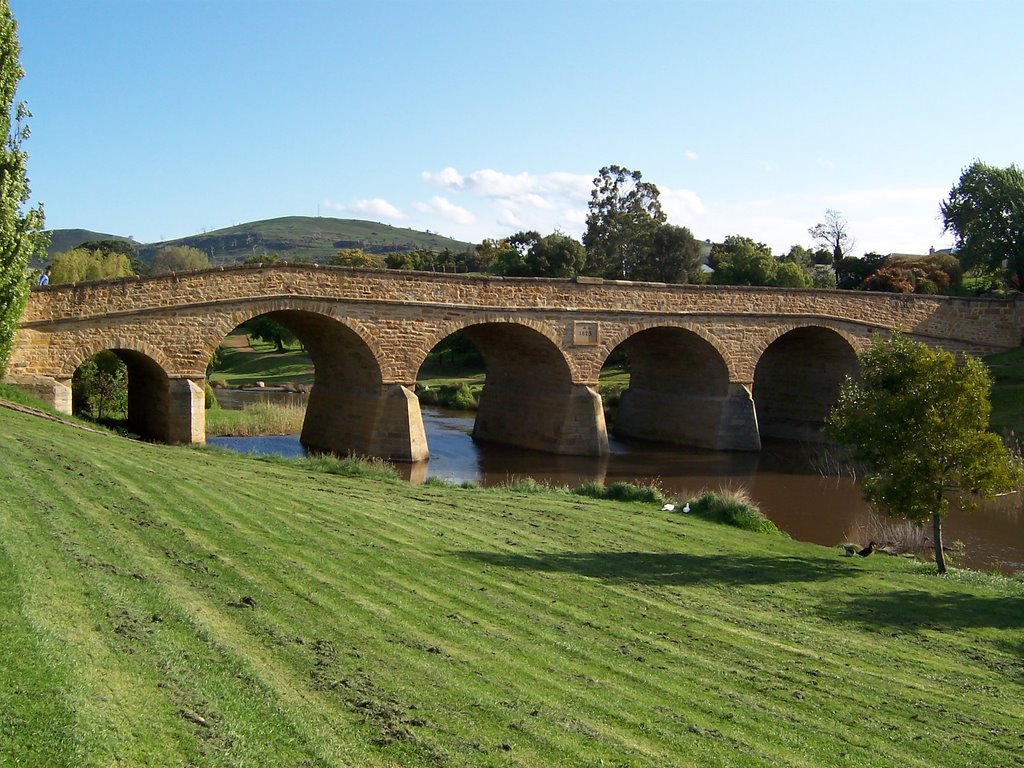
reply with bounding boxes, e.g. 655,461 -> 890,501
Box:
1,404 -> 1022,766
210,336 -> 315,388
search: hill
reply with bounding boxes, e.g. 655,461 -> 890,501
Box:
45,217 -> 474,265
1,400 -> 1022,766
41,229 -> 136,262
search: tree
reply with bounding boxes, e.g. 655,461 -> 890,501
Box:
148,245 -> 210,274
809,209 -> 854,272
0,1 -> 46,375
582,165 -> 666,279
774,261 -> 812,288
709,236 -> 777,286
72,350 -> 127,421
836,252 -> 889,290
941,161 -> 1024,288
524,232 -> 586,278
50,246 -> 133,284
242,316 -> 295,353
331,248 -> 380,268
826,334 -> 1022,573
632,224 -> 703,283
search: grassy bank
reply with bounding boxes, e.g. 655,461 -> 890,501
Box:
1,405 -> 1023,766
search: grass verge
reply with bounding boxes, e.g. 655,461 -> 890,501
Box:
2,406 -> 1023,766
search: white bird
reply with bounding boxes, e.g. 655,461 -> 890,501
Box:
682,503 -> 691,514
661,503 -> 675,512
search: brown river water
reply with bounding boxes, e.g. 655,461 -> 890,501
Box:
210,392 -> 1024,573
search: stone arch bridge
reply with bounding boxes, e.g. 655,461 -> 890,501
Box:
7,265 -> 1023,461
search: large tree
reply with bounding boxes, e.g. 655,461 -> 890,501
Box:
148,245 -> 210,275
632,224 -> 703,283
941,161 -> 1024,288
709,235 -> 777,286
826,334 -> 1022,574
0,1 -> 46,375
50,246 -> 133,284
809,209 -> 854,273
583,165 -> 666,279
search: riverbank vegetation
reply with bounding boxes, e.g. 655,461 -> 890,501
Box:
1,403 -> 1023,766
205,400 -> 306,436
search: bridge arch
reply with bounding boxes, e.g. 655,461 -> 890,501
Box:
201,299 -> 387,378
204,304 -> 427,460
66,343 -> 179,443
752,324 -> 861,442
415,317 -> 607,455
600,324 -> 757,450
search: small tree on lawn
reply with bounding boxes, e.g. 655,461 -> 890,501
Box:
826,334 -> 1022,573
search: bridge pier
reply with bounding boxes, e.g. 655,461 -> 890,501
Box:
301,382 -> 428,462
614,382 -> 761,451
164,378 -> 206,444
4,375 -> 73,414
474,382 -> 609,456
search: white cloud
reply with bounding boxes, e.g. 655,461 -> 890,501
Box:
324,197 -> 407,220
421,167 -> 464,189
659,187 -> 706,226
413,196 -> 476,226
684,149 -> 698,161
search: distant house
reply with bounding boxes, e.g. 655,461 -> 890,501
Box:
885,246 -> 955,261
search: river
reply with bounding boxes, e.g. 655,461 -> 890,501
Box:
208,394 -> 1024,573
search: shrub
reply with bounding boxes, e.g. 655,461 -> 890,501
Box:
258,452 -> 399,482
572,480 -> 665,505
686,489 -> 786,536
451,383 -> 477,410
573,480 -> 606,499
501,477 -> 552,494
204,382 -> 218,410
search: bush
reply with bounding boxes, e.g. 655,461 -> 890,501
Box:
204,382 -> 218,410
572,480 -> 665,505
451,383 -> 476,410
258,452 -> 399,482
686,489 -> 786,536
501,477 -> 552,494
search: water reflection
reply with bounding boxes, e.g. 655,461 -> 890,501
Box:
207,396 -> 1024,573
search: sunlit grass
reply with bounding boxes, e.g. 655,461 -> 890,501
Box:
2,407 -> 1024,766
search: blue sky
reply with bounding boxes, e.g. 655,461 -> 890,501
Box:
10,0 -> 1023,255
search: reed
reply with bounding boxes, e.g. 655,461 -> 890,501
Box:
205,401 -> 306,436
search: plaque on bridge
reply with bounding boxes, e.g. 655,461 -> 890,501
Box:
573,321 -> 599,346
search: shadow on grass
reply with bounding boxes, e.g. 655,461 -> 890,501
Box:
455,550 -> 849,586
823,590 -> 1024,632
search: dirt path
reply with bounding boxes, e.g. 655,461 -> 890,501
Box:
221,333 -> 252,351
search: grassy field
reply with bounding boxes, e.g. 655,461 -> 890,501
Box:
1,404 -> 1023,767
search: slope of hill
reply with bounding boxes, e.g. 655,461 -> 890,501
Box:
45,217 -> 474,266
42,229 -> 136,260
1,402 -> 1022,766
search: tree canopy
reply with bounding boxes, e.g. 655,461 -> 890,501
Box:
941,161 -> 1024,289
50,247 -> 134,284
632,224 -> 704,284
826,334 -> 1022,573
148,245 -> 210,275
0,0 -> 46,375
582,165 -> 666,279
709,236 -> 778,286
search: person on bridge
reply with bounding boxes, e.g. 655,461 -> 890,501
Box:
38,266 -> 50,286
